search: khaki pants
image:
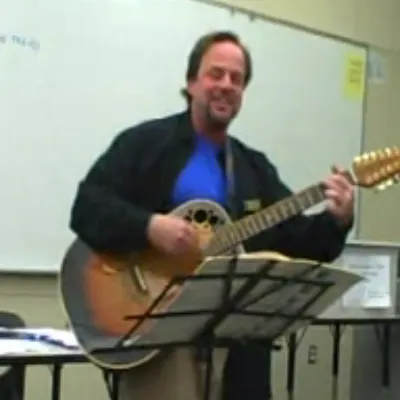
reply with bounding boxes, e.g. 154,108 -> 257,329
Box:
119,348 -> 228,400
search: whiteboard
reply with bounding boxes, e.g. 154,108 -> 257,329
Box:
0,0 -> 367,273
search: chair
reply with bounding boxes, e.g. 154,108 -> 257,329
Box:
0,311 -> 26,400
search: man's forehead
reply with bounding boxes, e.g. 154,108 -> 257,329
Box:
206,61 -> 244,75
201,46 -> 245,72
203,42 -> 245,62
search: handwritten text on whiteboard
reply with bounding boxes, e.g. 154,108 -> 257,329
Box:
0,35 -> 40,52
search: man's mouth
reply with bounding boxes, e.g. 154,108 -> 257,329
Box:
212,98 -> 231,111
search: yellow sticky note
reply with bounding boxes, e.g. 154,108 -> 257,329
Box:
343,52 -> 366,101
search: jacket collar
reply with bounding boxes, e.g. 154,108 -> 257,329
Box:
174,108 -> 232,147
174,109 -> 197,143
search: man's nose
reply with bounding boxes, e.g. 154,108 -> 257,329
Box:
219,74 -> 234,89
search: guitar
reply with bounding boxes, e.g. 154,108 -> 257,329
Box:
59,147 -> 400,370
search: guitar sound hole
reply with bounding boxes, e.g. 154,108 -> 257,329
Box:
184,208 -> 225,228
209,215 -> 221,227
193,209 -> 207,223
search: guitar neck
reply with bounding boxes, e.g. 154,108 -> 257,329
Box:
207,183 -> 326,255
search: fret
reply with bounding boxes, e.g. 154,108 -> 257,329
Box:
246,218 -> 257,235
295,192 -> 307,209
241,219 -> 250,237
252,216 -> 261,232
284,202 -> 295,216
244,217 -> 255,235
287,199 -> 297,215
238,219 -> 250,238
227,229 -> 235,244
308,188 -> 317,203
305,189 -> 314,205
206,183 -> 326,256
234,221 -> 246,242
253,214 -> 264,231
265,210 -> 276,227
296,191 -> 307,208
258,210 -> 270,227
274,206 -> 285,221
286,201 -> 295,215
309,184 -> 325,203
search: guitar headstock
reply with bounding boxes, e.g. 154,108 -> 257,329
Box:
352,146 -> 400,190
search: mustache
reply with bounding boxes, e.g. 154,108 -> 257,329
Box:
210,94 -> 234,104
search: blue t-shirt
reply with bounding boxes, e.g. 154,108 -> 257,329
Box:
172,135 -> 226,207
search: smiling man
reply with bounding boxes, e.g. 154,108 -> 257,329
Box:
70,31 -> 355,400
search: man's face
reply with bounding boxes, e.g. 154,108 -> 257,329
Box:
187,41 -> 246,128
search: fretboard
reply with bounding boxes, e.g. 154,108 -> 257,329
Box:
206,183 -> 326,255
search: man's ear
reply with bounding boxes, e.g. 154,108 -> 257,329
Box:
186,78 -> 197,97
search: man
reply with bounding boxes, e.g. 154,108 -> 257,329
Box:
70,31 -> 354,400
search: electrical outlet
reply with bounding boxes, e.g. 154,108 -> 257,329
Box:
308,344 -> 318,364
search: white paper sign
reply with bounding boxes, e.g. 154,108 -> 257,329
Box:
341,254 -> 391,308
367,50 -> 386,84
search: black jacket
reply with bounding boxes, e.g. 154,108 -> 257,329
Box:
70,110 -> 352,262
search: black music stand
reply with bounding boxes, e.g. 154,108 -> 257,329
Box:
90,253 -> 362,400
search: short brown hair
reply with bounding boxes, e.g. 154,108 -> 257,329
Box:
181,31 -> 253,104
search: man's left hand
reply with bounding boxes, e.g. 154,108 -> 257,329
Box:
323,165 -> 355,226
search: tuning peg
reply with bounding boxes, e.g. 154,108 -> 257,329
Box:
376,181 -> 390,192
391,146 -> 400,157
376,149 -> 386,160
360,152 -> 372,163
375,174 -> 400,192
384,147 -> 393,158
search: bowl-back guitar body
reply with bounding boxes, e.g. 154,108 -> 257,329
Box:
59,200 -> 237,370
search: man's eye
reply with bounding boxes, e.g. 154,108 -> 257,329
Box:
209,69 -> 224,79
231,74 -> 243,85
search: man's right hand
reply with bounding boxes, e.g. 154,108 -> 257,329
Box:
147,214 -> 198,255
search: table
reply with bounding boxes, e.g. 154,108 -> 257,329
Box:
0,343 -> 119,400
6,317 -> 398,400
285,316 -> 400,400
